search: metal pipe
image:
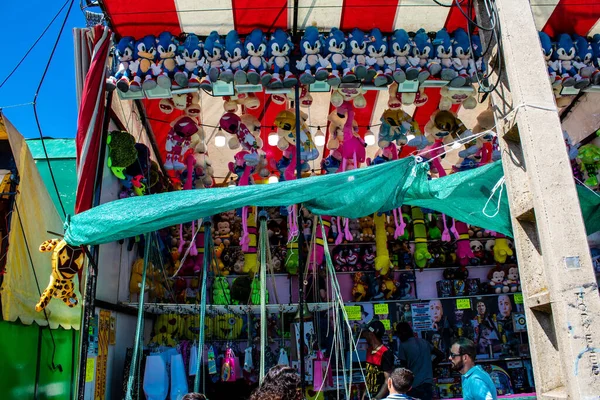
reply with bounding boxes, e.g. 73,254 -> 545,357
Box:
76,90 -> 113,400
294,84 -> 306,394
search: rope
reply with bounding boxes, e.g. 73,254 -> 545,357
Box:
194,220 -> 211,392
125,232 -> 151,400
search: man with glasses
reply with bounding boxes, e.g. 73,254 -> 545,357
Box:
449,338 -> 497,400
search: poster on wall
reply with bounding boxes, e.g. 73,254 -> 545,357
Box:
411,303 -> 431,332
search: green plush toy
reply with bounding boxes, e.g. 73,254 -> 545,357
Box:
106,130 -> 138,179
212,276 -> 231,305
250,278 -> 268,305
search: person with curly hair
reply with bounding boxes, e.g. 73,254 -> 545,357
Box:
182,393 -> 207,400
249,365 -> 302,400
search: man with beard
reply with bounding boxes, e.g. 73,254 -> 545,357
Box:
361,320 -> 395,400
449,338 -> 497,400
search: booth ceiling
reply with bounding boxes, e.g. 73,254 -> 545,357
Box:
101,0 -> 600,178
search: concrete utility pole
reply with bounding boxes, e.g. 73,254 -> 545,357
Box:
476,0 -> 600,398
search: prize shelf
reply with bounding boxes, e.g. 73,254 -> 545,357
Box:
174,264 -> 498,278
122,292 -> 522,314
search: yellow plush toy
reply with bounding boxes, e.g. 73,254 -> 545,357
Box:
374,213 -> 392,276
36,239 -> 85,312
214,313 -> 243,340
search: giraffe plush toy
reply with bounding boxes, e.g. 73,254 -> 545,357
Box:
35,239 -> 85,312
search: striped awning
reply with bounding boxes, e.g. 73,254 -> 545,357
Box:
101,0 -> 600,179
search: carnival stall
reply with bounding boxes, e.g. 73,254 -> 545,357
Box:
22,1 -> 600,399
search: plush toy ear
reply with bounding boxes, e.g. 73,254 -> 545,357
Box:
330,90 -> 343,107
354,94 -> 367,108
277,136 -> 290,151
228,136 -> 241,150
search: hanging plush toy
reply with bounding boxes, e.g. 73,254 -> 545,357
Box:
214,313 -> 244,340
220,112 -> 261,185
106,36 -> 135,92
323,28 -> 349,86
36,239 -> 85,311
175,33 -> 203,88
274,109 -> 318,180
366,28 -> 393,86
242,210 -> 258,274
411,207 -> 431,270
245,29 -> 271,85
165,116 -> 199,170
222,30 -> 248,84
267,28 -> 297,88
388,29 -> 411,83
373,213 -> 392,276
107,130 -> 138,180
334,101 -> 366,172
130,35 -> 160,91
406,29 -> 434,82
213,276 -> 231,305
346,28 -> 371,81
155,31 -> 179,89
439,85 -> 477,110
297,26 -> 328,84
577,143 -> 600,187
200,31 -> 225,90
432,28 -> 456,81
455,221 -> 474,267
352,272 -> 370,302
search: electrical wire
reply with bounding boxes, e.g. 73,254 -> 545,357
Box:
0,0 -> 70,90
31,0 -> 77,219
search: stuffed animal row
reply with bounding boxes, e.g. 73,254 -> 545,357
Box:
539,32 -> 600,89
298,27 -> 485,87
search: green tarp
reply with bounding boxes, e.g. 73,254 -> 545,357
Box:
63,159 -> 600,247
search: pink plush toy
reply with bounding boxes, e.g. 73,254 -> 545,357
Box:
165,116 -> 199,170
455,221 -> 474,267
337,101 -> 366,172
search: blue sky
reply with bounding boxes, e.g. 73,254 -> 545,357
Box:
0,0 -> 88,139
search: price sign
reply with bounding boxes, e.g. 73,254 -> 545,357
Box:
374,304 -> 389,315
345,306 -> 362,320
456,298 -> 471,310
514,293 -> 524,304
381,320 -> 391,330
86,358 -> 96,382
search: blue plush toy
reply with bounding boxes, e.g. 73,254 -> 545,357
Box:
592,34 -> 600,85
389,29 -> 411,83
245,29 -> 271,85
407,29 -> 433,82
156,32 -> 179,89
555,33 -> 582,88
347,28 -> 370,81
450,28 -> 474,87
573,34 -> 596,87
222,30 -> 247,84
538,31 -> 559,86
267,28 -> 297,88
321,154 -> 341,174
323,28 -> 349,86
107,36 -> 135,92
130,35 -> 159,91
174,33 -> 203,88
199,31 -> 225,90
432,28 -> 456,81
471,34 -> 486,78
296,26 -> 328,84
367,28 -> 392,86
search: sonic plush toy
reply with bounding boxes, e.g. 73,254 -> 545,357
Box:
323,27 -> 349,86
107,36 -> 135,92
592,34 -> 600,85
450,28 -> 474,87
297,26 -> 328,84
347,28 -> 371,81
407,29 -> 434,82
539,31 -> 560,86
267,28 -> 297,88
366,28 -> 393,86
222,30 -> 248,84
573,34 -> 595,87
130,35 -> 160,91
200,31 -> 225,90
156,31 -> 179,89
432,28 -> 457,81
245,29 -> 271,85
388,29 -> 411,83
175,33 -> 203,88
555,33 -> 587,88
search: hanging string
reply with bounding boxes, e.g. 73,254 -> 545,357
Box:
125,232 -> 151,400
194,220 -> 211,392
482,177 -> 506,218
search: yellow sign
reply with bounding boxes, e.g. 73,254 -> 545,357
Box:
381,320 -> 391,330
86,358 -> 96,383
514,293 -> 524,304
456,298 -> 471,310
345,306 -> 362,320
374,304 -> 389,315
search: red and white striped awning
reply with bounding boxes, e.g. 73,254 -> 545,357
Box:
102,0 -> 600,179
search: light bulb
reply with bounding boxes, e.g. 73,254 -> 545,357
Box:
406,134 -> 416,142
268,131 -> 279,146
314,127 -> 325,147
228,178 -> 236,187
364,128 -> 375,146
215,129 -> 226,147
268,175 -> 279,184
